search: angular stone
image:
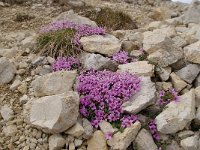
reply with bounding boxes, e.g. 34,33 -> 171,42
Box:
80,34 -> 121,56
172,36 -> 187,48
157,67 -> 171,81
10,79 -> 22,91
65,123 -> 84,138
180,135 -> 199,150
49,134 -> 66,150
0,48 -> 18,58
178,130 -> 195,139
31,70 -> 77,97
155,89 -> 196,134
143,29 -> 174,54
24,92 -> 79,133
184,0 -> 200,24
107,121 -> 141,150
170,72 -> 188,92
195,74 -> 200,87
194,106 -> 200,126
147,46 -> 183,67
0,105 -> 13,121
99,121 -> 117,134
135,129 -> 158,150
53,10 -> 97,27
82,118 -> 93,139
122,77 -> 156,114
87,130 -> 108,150
0,57 -> 16,85
195,86 -> 200,107
3,125 -> 17,136
184,40 -> 200,64
79,52 -> 117,71
176,64 -> 200,84
21,34 -> 37,50
118,61 -> 155,77
166,140 -> 183,150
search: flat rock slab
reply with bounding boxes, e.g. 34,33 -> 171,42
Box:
155,89 -> 195,134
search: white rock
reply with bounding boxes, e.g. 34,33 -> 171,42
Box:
155,89 -> 196,134
74,139 -> 83,147
24,92 -> 79,133
165,140 -> 183,150
122,77 -> 156,114
135,128 -> 158,150
118,61 -> 155,77
180,135 -> 199,150
143,29 -> 174,54
80,34 -> 121,56
21,35 -> 37,50
195,86 -> 200,107
3,125 -> 17,136
178,130 -> 195,139
195,74 -> 200,87
176,64 -> 200,84
195,106 -> 200,125
49,134 -> 66,150
107,121 -> 141,150
184,40 -> 200,64
0,48 -> 18,58
157,67 -> 172,81
147,46 -> 183,67
87,130 -> 108,150
31,70 -> 77,97
170,72 -> 188,92
10,79 -> 22,91
79,52 -> 117,71
66,122 -> 84,138
0,105 -> 13,121
69,142 -> 75,150
53,10 -> 97,27
0,57 -> 16,85
99,121 -> 118,134
184,1 -> 200,24
82,118 -> 93,139
172,36 -> 187,48
20,95 -> 29,104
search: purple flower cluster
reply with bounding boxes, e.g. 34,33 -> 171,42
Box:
104,132 -> 113,140
158,88 -> 179,106
112,50 -> 135,64
149,119 -> 160,142
52,57 -> 80,71
76,69 -> 141,128
40,21 -> 105,46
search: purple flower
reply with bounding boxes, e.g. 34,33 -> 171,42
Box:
149,119 -> 160,142
76,69 -> 141,128
158,88 -> 180,106
105,132 -> 113,140
52,57 -> 80,71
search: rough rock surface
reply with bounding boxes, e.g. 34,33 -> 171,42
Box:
24,92 -> 79,133
155,89 -> 196,134
80,34 -> 121,56
184,1 -> 200,24
87,130 -> 108,150
107,121 -> 141,150
118,61 -> 155,77
170,72 -> 188,92
31,70 -> 77,97
122,77 -> 156,114
49,134 -> 66,150
0,57 -> 16,85
180,135 -> 199,150
135,128 -> 158,150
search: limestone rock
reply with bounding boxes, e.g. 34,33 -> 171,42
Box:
99,121 -> 117,134
31,70 -> 77,97
178,130 -> 195,139
79,52 -> 117,71
157,67 -> 171,81
166,140 -> 183,150
21,34 -> 37,50
155,89 -> 196,134
82,118 -> 93,139
0,105 -> 13,121
0,48 -> 18,58
66,122 -> 84,138
53,10 -> 97,27
87,130 -> 108,150
3,125 -> 17,136
184,0 -> 200,24
107,121 -> 141,150
135,129 -> 158,150
80,34 -> 121,56
147,46 -> 183,67
195,74 -> 200,87
49,134 -> 66,150
122,77 -> 156,114
172,36 -> 187,48
176,64 -> 200,84
184,40 -> 200,64
180,135 -> 199,150
118,61 -> 155,77
0,57 -> 16,85
170,72 -> 188,92
195,86 -> 200,107
24,92 -> 79,133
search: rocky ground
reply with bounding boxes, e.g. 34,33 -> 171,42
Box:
1,0 -> 200,150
